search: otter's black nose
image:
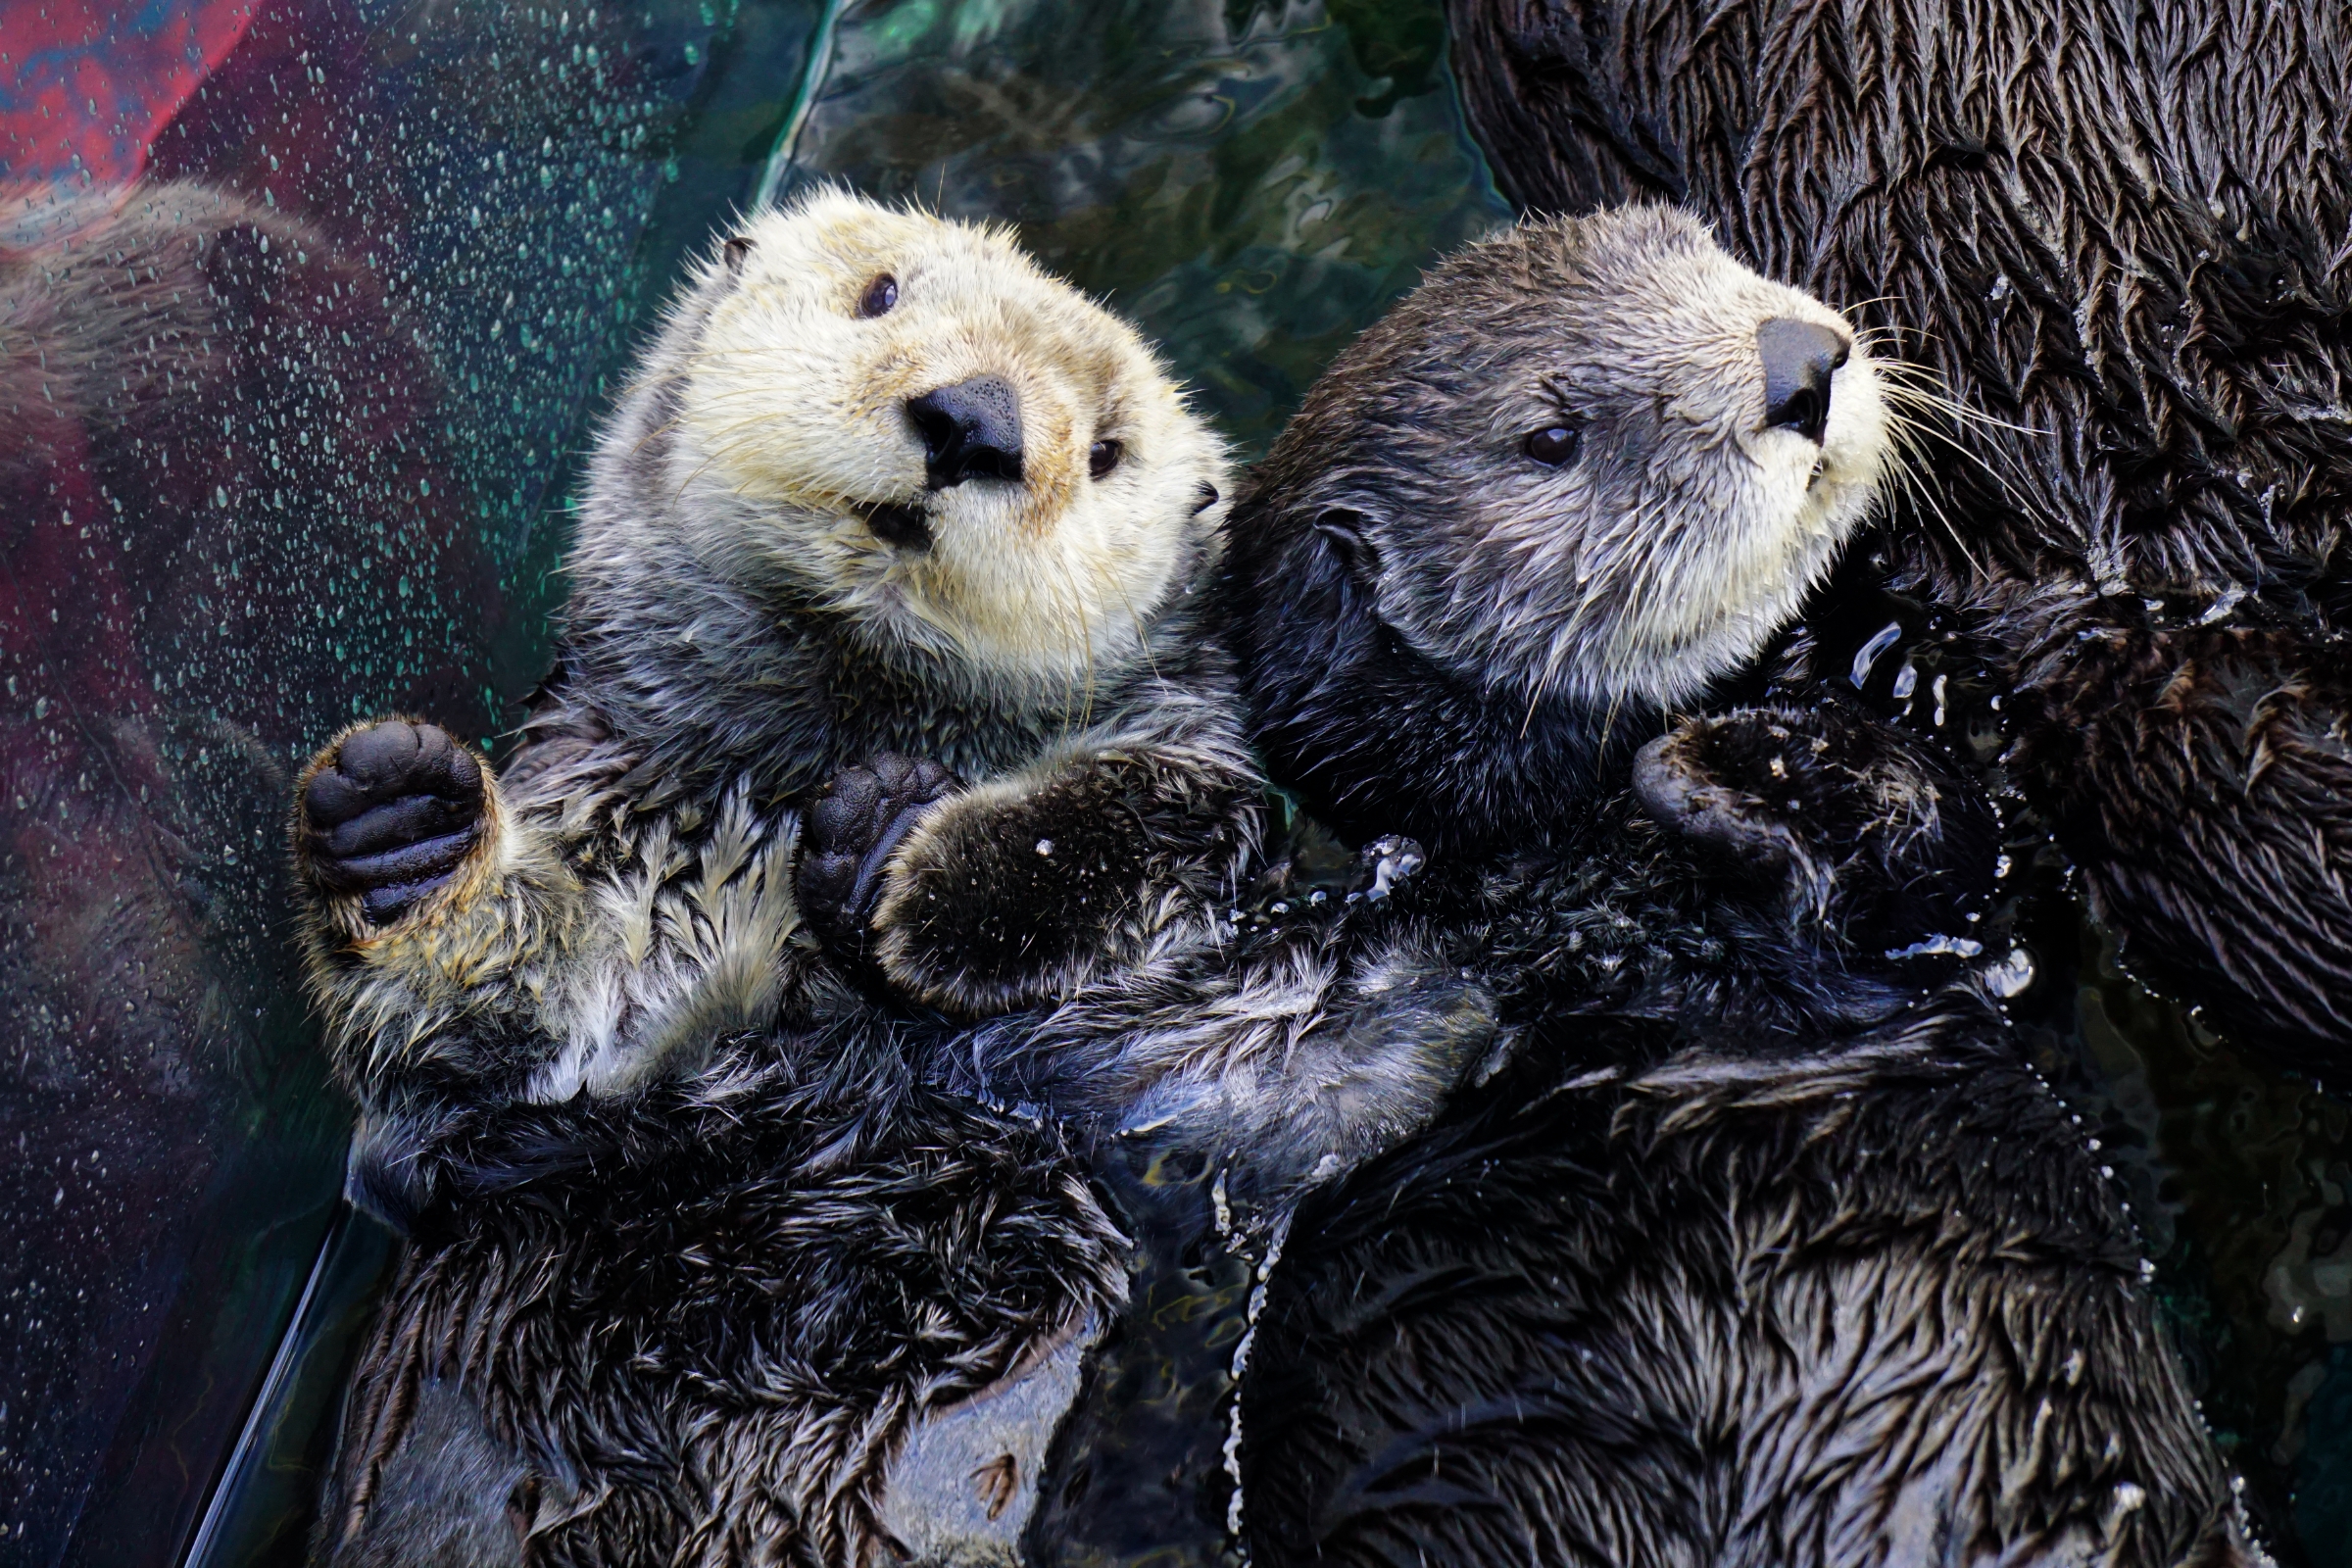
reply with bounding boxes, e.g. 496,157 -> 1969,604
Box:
1756,318 -> 1848,446
907,375 -> 1024,488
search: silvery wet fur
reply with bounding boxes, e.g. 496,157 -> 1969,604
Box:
291,193 -> 1261,1566
289,190 -> 1260,1216
1233,206 -> 1887,860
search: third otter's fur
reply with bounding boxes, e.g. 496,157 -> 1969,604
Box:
1170,208 -> 2250,1566
1448,0 -> 2352,1074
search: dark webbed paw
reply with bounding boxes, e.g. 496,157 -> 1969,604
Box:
798,754 -> 962,957
1633,705 -> 1998,956
302,720 -> 486,924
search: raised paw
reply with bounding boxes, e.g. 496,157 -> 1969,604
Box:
300,719 -> 486,925
1632,704 -> 1997,954
797,754 -> 961,957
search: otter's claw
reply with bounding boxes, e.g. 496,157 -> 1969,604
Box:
1348,834 -> 1427,905
798,754 -> 962,956
303,720 -> 485,924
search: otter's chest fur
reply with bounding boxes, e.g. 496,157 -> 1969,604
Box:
1234,1006 -> 2244,1567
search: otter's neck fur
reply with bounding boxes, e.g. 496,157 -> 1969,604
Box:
1225,497 -> 1655,858
553,535 -> 1105,804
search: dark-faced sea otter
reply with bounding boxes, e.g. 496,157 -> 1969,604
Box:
1177,206 -> 2257,1568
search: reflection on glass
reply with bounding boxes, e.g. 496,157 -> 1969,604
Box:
0,0 -> 796,1556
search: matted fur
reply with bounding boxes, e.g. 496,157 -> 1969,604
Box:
1240,1003 -> 2251,1567
294,192 -> 1256,1567
1165,208 -> 2253,1566
1448,0 -> 2352,1071
291,189 -> 1258,1150
313,1027 -> 1130,1568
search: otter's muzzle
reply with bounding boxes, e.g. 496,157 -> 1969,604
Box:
1756,318 -> 1848,447
908,375 -> 1024,488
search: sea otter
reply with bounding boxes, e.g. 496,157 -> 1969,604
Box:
291,189 -> 1255,1566
1446,0 -> 2352,1076
299,192 -> 1484,1568
1031,207 -> 2253,1567
291,187 -> 1255,1164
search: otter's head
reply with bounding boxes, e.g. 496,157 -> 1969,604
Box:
651,189 -> 1227,690
1228,206 -> 1893,854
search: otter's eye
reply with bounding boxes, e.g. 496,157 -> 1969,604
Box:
1089,439 -> 1124,480
857,274 -> 899,318
1524,424 -> 1582,467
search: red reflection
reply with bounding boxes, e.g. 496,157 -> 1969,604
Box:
0,0 -> 259,187
1,1 -> 497,1556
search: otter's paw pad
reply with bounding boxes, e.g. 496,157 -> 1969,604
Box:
797,754 -> 962,955
1630,717 -> 1811,880
302,720 -> 485,924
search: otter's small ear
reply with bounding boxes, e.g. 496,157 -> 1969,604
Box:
1314,509 -> 1382,585
721,234 -> 754,274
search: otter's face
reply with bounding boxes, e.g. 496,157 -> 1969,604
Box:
674,190 -> 1227,682
1294,205 -> 1889,710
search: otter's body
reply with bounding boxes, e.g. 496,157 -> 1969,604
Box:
294,192 -> 1256,1191
297,195 -> 1483,1568
294,194 -> 1258,1566
1448,0 -> 2352,1074
1242,1000 -> 2241,1568
1159,208 -> 2246,1567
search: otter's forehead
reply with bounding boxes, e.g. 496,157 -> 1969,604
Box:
1446,208 -> 1852,432
723,193 -> 1156,409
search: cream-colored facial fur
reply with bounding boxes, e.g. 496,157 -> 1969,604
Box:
673,189 -> 1225,687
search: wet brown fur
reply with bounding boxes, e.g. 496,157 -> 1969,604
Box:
1447,0 -> 2352,1071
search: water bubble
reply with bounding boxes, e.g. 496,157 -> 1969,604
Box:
1982,947 -> 2036,998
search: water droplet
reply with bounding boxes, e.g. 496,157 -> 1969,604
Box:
1983,946 -> 2035,998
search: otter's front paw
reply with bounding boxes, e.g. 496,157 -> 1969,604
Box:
797,754 -> 962,957
300,721 -> 486,924
1633,705 -> 1997,953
